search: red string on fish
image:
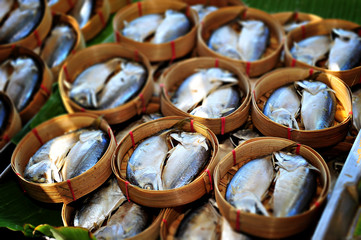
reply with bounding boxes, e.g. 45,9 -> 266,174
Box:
138,93 -> 146,114
287,127 -> 292,140
236,209 -> 241,231
98,11 -> 106,28
169,41 -> 176,64
125,181 -> 131,202
291,58 -> 297,67
215,58 -> 219,68
204,169 -> 213,190
129,131 -> 135,148
33,30 -> 42,47
32,128 -> 43,145
295,143 -> 301,155
137,2 -> 142,17
221,117 -> 226,135
246,62 -> 251,76
67,179 -> 76,201
190,119 -> 195,132
63,65 -> 70,82
40,84 -> 50,96
232,149 -> 237,166
16,173 -> 26,193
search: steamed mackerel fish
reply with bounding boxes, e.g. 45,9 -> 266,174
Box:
263,84 -> 301,129
208,25 -> 241,60
352,88 -> 361,131
296,80 -> 336,130
122,14 -> 163,42
0,0 -> 42,44
272,152 -> 318,217
69,0 -> 93,28
191,4 -> 218,21
74,178 -> 127,231
0,0 -> 14,23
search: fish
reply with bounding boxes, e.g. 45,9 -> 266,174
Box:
0,0 -> 14,23
190,86 -> 240,118
162,132 -> 210,189
231,128 -> 260,146
172,68 -> 238,113
0,99 -> 8,134
191,4 -> 218,21
97,61 -> 146,110
175,201 -> 220,240
24,130 -> 82,183
73,177 -> 127,231
152,10 -> 190,44
61,129 -> 109,180
47,0 -> 59,6
263,84 -> 301,129
283,21 -> 309,33
291,35 -> 331,66
94,201 -> 150,240
237,20 -> 269,61
327,28 -> 361,71
122,14 -> 163,42
126,133 -> 169,190
5,56 -> 40,112
0,0 -> 42,44
208,25 -> 242,60
69,0 -> 93,28
225,156 -> 274,215
352,88 -> 361,131
69,58 -> 123,109
40,24 -> 76,68
272,151 -> 318,217
295,80 -> 336,130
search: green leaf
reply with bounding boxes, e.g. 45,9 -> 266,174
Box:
34,224 -> 96,240
86,14 -> 116,47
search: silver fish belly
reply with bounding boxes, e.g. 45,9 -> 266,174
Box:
296,80 -> 336,130
40,24 -> 76,68
272,151 -> 317,217
191,4 -> 218,21
126,134 -> 168,190
162,132 -> 210,190
152,10 -> 190,44
122,14 -> 163,42
208,25 -> 241,60
352,88 -> 361,131
0,0 -> 14,23
237,20 -> 269,61
263,84 -> 301,129
327,28 -> 361,71
291,35 -> 331,66
69,0 -> 93,28
74,177 -> 127,231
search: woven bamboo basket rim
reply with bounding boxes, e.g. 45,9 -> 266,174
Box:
284,19 -> 361,86
108,0 -> 130,13
197,6 -> 285,77
0,92 -> 21,149
49,0 -> 78,13
173,0 -> 244,7
62,201 -> 165,240
80,0 -> 110,41
272,11 -> 323,26
58,43 -> 154,125
113,0 -> 199,62
111,116 -> 219,208
214,136 -> 330,238
0,46 -> 53,124
160,57 -> 251,135
0,0 -> 52,50
10,112 -> 116,204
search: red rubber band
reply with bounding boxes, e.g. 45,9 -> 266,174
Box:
16,173 -> 26,193
301,25 -> 306,39
125,181 -> 131,202
170,41 -> 176,64
242,9 -> 247,19
314,201 -> 320,208
33,30 -> 42,47
11,44 -> 16,49
32,128 -> 43,145
232,149 -> 236,166
80,108 -> 85,112
236,209 -> 241,231
98,11 -> 106,27
309,68 -> 314,76
137,2 -> 142,16
67,179 -> 76,201
162,219 -> 168,229
71,49 -> 76,55
185,5 -> 190,17
295,143 -> 301,154
139,93 -> 146,113
134,50 -> 139,62
63,65 -> 70,81
190,119 -> 195,132
215,58 -> 219,68
253,90 -> 256,100
204,169 -> 213,190
291,58 -> 297,67
349,111 -> 353,116
129,131 -> 135,148
287,128 -> 292,140
40,84 -> 50,96
221,117 -> 226,135
107,127 -> 112,139
358,29 -> 361,37
116,31 -> 121,43
2,134 -> 10,143
246,62 -> 251,76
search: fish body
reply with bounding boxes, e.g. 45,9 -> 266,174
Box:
225,156 -> 274,215
283,20 -> 309,33
191,4 -> 218,21
0,99 -> 7,133
352,88 -> 361,131
47,0 -> 59,6
162,132 -> 210,189
291,35 -> 331,66
190,86 -> 240,118
272,151 -> 317,217
327,28 -> 361,71
208,25 -> 241,60
152,10 -> 190,44
296,80 -> 336,130
0,0 -> 14,23
74,178 -> 127,231
94,201 -> 149,240
237,20 -> 269,61
126,134 -> 168,190
40,24 -> 76,68
263,84 -> 301,129
69,0 -> 93,28
122,14 -> 163,42
97,61 -> 146,110
61,129 -> 109,179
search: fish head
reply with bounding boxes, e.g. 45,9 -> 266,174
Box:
272,151 -> 309,171
331,28 -> 359,42
70,87 -> 97,108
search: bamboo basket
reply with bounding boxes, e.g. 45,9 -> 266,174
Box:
0,0 -> 52,50
0,93 -> 22,150
197,6 -> 284,77
111,116 -> 219,208
160,57 -> 251,135
0,46 -> 53,124
172,0 -> 244,7
284,19 -> 361,86
113,0 -> 199,62
49,0 -> 78,13
80,0 -> 111,41
214,137 -> 330,239
251,67 -> 352,148
62,200 -> 165,240
272,11 -> 322,33
10,113 -> 117,204
58,43 -> 154,125
160,208 -> 184,240
108,0 -> 130,13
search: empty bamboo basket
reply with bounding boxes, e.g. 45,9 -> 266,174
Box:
0,93 -> 21,150
284,19 -> 361,86
58,43 -> 154,125
160,57 -> 251,135
113,0 -> 199,62
11,113 -> 117,204
214,137 -> 330,238
197,6 -> 284,77
111,116 -> 219,208
251,67 -> 352,148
